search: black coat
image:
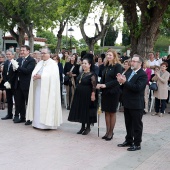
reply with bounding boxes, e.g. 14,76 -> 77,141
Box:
58,62 -> 63,83
98,64 -> 105,78
2,60 -> 16,89
100,63 -> 122,94
122,68 -> 147,109
15,56 -> 36,90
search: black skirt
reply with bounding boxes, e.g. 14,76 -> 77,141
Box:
101,89 -> 120,113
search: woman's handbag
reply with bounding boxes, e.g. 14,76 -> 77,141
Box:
64,75 -> 70,85
64,65 -> 75,86
149,82 -> 158,91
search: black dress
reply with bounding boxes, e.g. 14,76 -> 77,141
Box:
68,72 -> 97,124
0,72 -> 5,90
101,63 -> 122,112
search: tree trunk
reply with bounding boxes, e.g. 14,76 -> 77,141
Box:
119,0 -> 170,58
86,38 -> 95,52
20,22 -> 34,52
56,34 -> 62,53
56,20 -> 68,53
79,13 -> 113,53
18,27 -> 25,47
28,35 -> 34,52
9,26 -> 25,47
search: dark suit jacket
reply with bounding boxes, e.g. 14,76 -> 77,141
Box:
98,64 -> 105,78
58,62 -> 63,83
15,56 -> 36,90
2,60 -> 16,89
122,68 -> 147,109
100,63 -> 122,94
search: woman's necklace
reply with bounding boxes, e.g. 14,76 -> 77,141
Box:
79,72 -> 85,84
79,71 -> 90,84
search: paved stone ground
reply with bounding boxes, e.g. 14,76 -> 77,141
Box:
0,105 -> 170,170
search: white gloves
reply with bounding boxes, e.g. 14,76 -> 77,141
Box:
11,59 -> 19,71
4,81 -> 11,89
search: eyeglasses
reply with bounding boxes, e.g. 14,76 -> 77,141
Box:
41,52 -> 47,54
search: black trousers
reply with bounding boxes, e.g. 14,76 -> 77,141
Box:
124,107 -> 143,146
6,89 -> 15,117
15,85 -> 28,120
155,98 -> 166,113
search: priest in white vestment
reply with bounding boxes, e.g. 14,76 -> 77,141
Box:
26,48 -> 62,129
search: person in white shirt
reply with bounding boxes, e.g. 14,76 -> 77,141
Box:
148,52 -> 160,75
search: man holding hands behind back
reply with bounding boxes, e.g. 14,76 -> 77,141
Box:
117,54 -> 147,151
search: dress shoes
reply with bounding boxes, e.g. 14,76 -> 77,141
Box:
82,128 -> 91,135
13,116 -> 19,122
127,145 -> 141,151
1,115 -> 13,120
77,128 -> 85,134
14,118 -> 26,123
25,120 -> 32,125
117,141 -> 133,147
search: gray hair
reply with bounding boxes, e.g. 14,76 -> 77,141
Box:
6,50 -> 14,55
0,53 -> 5,58
41,47 -> 51,54
133,54 -> 143,63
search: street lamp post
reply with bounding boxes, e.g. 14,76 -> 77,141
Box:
68,27 -> 74,52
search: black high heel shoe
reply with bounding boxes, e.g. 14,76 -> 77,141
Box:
102,134 -> 108,139
105,133 -> 114,141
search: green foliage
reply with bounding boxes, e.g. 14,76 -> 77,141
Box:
160,5 -> 170,37
37,30 -> 56,45
48,44 -> 56,53
78,38 -> 88,49
34,44 -> 42,51
100,26 -> 118,46
154,35 -> 170,52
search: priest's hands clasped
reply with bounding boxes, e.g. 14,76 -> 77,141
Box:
33,74 -> 41,80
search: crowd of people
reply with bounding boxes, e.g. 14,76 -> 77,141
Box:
0,46 -> 170,152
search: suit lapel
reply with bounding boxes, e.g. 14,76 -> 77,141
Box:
22,56 -> 30,67
127,69 -> 141,82
126,70 -> 133,80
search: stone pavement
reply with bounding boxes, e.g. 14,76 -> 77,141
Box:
0,105 -> 170,170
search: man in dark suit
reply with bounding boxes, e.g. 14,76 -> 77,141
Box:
117,54 -> 147,151
1,50 -> 17,120
11,45 -> 36,124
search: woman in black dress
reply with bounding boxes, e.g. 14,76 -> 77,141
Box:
64,53 -> 79,109
0,63 -> 6,110
68,54 -> 97,135
97,49 -> 122,141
